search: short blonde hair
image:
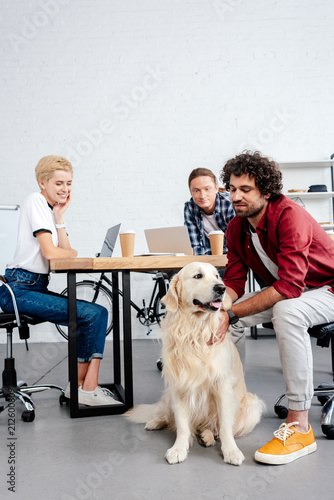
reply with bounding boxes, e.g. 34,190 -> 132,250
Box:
35,155 -> 73,184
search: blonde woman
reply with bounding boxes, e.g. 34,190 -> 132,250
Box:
0,155 -> 120,406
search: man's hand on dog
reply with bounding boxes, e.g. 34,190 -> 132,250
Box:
207,311 -> 229,345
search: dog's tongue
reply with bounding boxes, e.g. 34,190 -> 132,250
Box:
210,301 -> 222,309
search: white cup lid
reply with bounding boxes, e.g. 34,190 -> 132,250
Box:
209,230 -> 224,235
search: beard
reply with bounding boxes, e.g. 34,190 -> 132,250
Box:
233,201 -> 266,219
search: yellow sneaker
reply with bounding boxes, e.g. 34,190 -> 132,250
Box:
254,421 -> 317,465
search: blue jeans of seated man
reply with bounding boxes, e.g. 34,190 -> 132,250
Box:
0,268 -> 108,363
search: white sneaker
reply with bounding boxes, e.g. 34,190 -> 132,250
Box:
78,386 -> 123,406
64,382 -> 82,398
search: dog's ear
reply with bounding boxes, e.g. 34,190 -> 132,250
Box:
161,274 -> 180,312
222,292 -> 232,311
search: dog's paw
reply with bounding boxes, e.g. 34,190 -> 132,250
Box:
222,447 -> 245,466
165,446 -> 188,464
199,429 -> 216,447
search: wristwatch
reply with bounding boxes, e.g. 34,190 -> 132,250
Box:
226,309 -> 239,325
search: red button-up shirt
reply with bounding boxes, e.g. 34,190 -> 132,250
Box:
224,195 -> 334,299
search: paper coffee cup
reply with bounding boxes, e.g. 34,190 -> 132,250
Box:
119,230 -> 135,257
209,230 -> 224,255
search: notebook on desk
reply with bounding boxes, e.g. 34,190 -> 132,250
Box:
98,224 -> 121,257
144,226 -> 193,255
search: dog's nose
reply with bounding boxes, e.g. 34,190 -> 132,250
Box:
213,283 -> 225,295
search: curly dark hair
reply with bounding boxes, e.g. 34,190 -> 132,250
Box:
220,151 -> 283,200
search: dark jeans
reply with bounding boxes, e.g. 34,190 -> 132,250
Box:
0,268 -> 108,362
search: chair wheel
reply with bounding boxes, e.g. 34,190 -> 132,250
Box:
59,394 -> 69,406
322,424 -> 334,439
274,404 -> 288,419
21,410 -> 35,422
156,357 -> 163,371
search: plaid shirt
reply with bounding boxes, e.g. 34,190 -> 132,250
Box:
184,192 -> 235,255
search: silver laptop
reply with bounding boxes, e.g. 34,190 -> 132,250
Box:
144,226 -> 193,255
98,224 -> 121,257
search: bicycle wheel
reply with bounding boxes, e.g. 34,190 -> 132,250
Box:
55,280 -> 113,340
154,293 -> 166,325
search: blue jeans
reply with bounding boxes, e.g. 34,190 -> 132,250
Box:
0,268 -> 108,363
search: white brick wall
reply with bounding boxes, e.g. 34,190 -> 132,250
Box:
1,0 -> 334,342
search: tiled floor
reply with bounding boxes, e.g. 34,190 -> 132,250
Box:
0,332 -> 333,500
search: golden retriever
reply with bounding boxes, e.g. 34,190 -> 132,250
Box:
125,262 -> 264,466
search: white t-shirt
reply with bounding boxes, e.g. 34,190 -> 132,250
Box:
202,213 -> 221,237
8,192 -> 58,274
250,230 -> 279,279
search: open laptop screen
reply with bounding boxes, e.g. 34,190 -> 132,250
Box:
99,224 -> 121,257
144,226 -> 193,255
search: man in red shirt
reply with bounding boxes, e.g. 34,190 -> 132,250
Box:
218,151 -> 334,465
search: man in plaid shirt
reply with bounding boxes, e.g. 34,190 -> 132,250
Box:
184,168 -> 235,255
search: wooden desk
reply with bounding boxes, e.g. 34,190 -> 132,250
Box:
50,255 -> 227,418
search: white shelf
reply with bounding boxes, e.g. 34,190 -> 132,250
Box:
285,191 -> 334,199
279,160 -> 334,169
280,159 -> 334,226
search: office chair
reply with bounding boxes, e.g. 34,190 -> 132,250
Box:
0,277 -> 64,422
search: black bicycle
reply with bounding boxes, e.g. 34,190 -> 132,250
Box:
55,271 -> 169,340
